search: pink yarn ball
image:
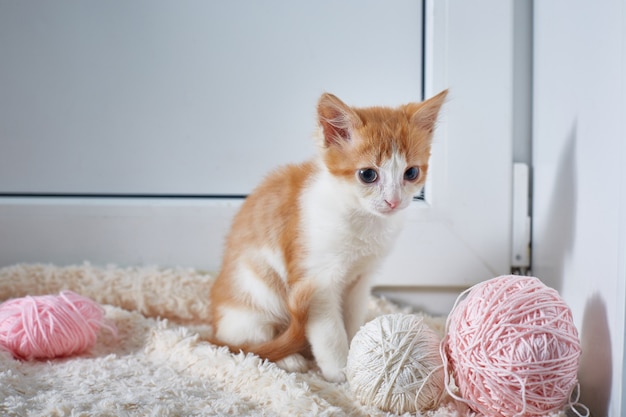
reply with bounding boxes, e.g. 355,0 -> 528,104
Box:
443,275 -> 581,417
0,291 -> 116,360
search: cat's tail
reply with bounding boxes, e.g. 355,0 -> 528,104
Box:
246,283 -> 314,362
210,283 -> 314,362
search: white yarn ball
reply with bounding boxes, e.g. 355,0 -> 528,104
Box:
347,313 -> 445,414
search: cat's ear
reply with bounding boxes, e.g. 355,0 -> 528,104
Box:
317,93 -> 363,147
406,89 -> 448,133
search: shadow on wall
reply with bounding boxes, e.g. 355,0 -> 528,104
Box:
578,294 -> 612,417
537,123 -> 577,292
537,123 -> 612,415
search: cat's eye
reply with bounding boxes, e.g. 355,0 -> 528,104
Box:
358,168 -> 378,184
404,167 -> 420,181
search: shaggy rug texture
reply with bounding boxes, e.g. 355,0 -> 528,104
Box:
0,264 -> 568,417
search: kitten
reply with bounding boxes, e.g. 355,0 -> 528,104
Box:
209,90 -> 447,382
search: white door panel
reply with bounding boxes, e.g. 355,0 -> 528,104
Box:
0,0 -> 422,195
0,197 -> 239,268
0,0 -> 515,289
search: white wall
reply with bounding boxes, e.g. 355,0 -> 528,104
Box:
533,1 -> 626,416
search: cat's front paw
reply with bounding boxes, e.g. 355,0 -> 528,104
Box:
320,365 -> 346,383
313,340 -> 348,382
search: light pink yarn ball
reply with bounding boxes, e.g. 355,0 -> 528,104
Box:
0,291 -> 116,360
443,275 -> 581,417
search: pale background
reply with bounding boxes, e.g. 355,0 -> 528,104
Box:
0,1 -> 624,415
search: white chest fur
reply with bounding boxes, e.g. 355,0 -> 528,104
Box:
299,168 -> 405,285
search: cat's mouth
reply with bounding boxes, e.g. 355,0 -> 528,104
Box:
375,205 -> 402,217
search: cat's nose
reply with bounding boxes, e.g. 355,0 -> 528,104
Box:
385,199 -> 400,209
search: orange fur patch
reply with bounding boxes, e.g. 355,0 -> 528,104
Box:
209,161 -> 317,357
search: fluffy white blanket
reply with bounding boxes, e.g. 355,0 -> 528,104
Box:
0,264 -> 565,417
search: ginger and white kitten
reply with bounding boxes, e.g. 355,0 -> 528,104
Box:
209,90 -> 447,382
